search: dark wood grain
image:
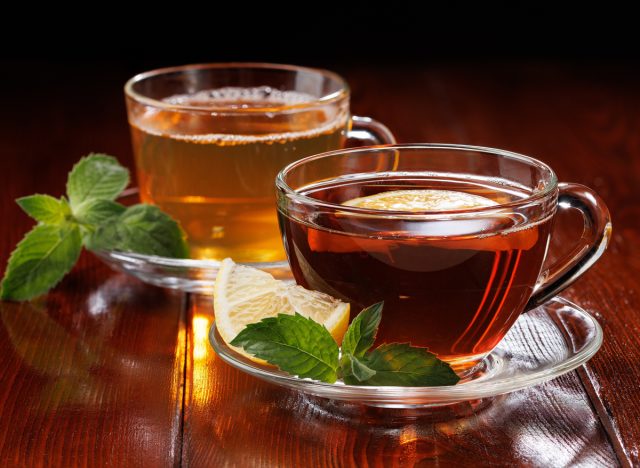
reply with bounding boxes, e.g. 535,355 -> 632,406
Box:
2,60 -> 640,466
0,273 -> 185,466
182,62 -> 639,467
369,62 -> 640,466
0,61 -> 186,466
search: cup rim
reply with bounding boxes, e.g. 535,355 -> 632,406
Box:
124,62 -> 350,113
276,143 -> 559,217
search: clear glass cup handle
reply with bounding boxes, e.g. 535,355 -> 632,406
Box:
525,182 -> 612,311
346,115 -> 397,145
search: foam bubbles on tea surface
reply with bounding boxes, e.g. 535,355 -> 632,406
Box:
162,86 -> 317,109
136,86 -> 346,145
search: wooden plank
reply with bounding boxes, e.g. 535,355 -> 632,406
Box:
0,272 -> 186,467
0,62 -> 186,466
3,59 -> 636,466
408,61 -> 640,466
183,63 -> 626,466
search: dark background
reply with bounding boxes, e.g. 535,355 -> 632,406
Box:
3,5 -> 638,65
1,5 -> 637,187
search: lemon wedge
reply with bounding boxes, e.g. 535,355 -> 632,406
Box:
213,258 -> 350,362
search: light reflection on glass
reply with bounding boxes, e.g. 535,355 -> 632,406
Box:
192,313 -> 212,408
193,316 -> 211,361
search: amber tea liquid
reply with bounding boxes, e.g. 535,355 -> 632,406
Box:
129,87 -> 347,261
278,174 -> 553,368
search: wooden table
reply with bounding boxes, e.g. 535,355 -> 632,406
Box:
1,61 -> 638,467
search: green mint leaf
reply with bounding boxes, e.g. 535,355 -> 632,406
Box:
358,343 -> 460,386
341,354 -> 377,384
1,223 -> 82,301
86,204 -> 189,258
66,153 -> 129,208
341,301 -> 383,358
74,199 -> 126,225
4,153 -> 192,301
16,194 -> 70,225
230,313 -> 339,383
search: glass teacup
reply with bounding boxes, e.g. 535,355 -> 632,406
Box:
276,144 -> 611,370
125,63 -> 394,262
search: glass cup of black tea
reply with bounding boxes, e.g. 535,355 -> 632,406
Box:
276,144 -> 611,371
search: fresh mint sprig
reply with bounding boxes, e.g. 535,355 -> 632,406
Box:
230,313 -> 340,383
1,153 -> 189,301
343,343 -> 462,386
230,302 -> 460,387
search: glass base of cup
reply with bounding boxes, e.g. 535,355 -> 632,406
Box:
446,352 -> 489,375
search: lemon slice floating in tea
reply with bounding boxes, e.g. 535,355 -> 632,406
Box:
214,258 -> 350,363
308,190 -> 500,254
336,189 -> 537,251
342,189 -> 498,211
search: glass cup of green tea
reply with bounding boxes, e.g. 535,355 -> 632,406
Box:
276,144 -> 611,370
124,63 -> 394,262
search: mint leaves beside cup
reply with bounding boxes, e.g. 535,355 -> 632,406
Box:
1,153 -> 189,301
230,302 -> 460,387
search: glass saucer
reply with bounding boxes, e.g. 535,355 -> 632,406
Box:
209,297 -> 602,408
93,249 -> 290,294
91,188 -> 290,294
